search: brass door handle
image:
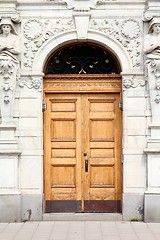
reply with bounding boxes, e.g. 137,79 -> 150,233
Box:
85,159 -> 88,172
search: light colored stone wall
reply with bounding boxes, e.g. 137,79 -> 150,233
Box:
1,0 -> 160,222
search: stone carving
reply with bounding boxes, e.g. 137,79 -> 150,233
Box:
121,19 -> 140,39
11,13 -> 21,24
23,19 -> 74,67
24,19 -> 43,40
155,95 -> 160,104
123,76 -> 146,89
0,18 -> 20,123
90,18 -> 141,67
144,20 -> 160,60
23,18 -> 141,69
144,18 -> 160,107
44,81 -> 121,92
143,11 -> 160,22
0,20 -> 20,64
18,77 -> 42,90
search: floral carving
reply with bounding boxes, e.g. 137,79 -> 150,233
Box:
0,60 -> 14,79
35,19 -> 73,47
23,19 -> 74,67
0,60 -> 15,104
18,77 -> 42,90
123,76 -> 146,89
90,18 -> 141,67
150,60 -> 160,78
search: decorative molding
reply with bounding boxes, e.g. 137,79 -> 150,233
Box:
47,0 -> 67,4
123,76 -> 146,89
18,76 -> 42,90
0,60 -> 14,80
45,81 -> 120,89
150,60 -> 160,78
145,60 -> 160,104
155,95 -> 160,104
0,60 -> 15,104
23,19 -> 74,68
90,18 -> 141,67
23,18 -> 141,69
11,13 -> 21,24
44,75 -> 122,92
47,0 -> 99,9
143,11 -> 160,22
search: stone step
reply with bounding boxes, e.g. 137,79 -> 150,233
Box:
43,213 -> 123,221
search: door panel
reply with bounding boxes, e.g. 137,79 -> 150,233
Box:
44,94 -> 82,212
44,93 -> 122,213
83,94 -> 121,212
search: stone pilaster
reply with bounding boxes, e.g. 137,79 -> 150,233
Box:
143,14 -> 160,222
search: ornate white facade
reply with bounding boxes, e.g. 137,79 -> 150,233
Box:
0,0 -> 160,222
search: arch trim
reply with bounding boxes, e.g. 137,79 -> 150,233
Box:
32,30 -> 133,74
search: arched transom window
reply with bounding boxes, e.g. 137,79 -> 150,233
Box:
45,43 -> 121,74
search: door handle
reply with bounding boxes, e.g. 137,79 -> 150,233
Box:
85,159 -> 88,172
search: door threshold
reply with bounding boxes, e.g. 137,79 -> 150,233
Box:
43,213 -> 123,221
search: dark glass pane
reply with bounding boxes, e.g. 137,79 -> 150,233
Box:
45,44 -> 120,74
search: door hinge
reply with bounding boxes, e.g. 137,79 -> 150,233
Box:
121,154 -> 124,164
118,100 -> 123,111
42,100 -> 47,112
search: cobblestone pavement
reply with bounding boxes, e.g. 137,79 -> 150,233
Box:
0,221 -> 160,240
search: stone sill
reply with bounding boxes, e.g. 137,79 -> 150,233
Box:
149,124 -> 160,129
0,150 -> 21,155
144,148 -> 160,154
0,190 -> 21,195
145,189 -> 160,194
0,123 -> 16,130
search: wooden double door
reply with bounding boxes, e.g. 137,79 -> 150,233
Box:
44,80 -> 122,213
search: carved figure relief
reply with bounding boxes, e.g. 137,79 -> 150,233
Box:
144,18 -> 160,123
0,20 -> 20,63
0,18 -> 20,123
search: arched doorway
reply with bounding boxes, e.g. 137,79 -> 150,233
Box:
43,43 -> 122,213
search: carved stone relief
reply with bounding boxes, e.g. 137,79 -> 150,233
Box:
123,76 -> 146,89
23,19 -> 74,67
144,18 -> 160,103
144,17 -> 160,126
18,76 -> 42,91
90,18 -> 141,68
0,18 -> 20,123
23,17 -> 141,70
